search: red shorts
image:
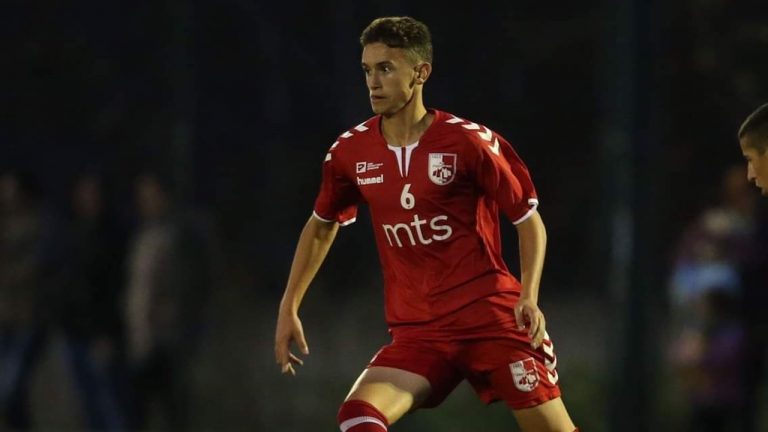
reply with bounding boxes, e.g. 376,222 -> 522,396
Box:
368,295 -> 562,410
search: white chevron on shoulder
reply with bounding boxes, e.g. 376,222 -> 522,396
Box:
488,138 -> 500,155
324,141 -> 339,163
446,116 -> 497,149
478,126 -> 493,142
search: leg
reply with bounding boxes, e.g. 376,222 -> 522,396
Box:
344,366 -> 432,424
127,351 -> 161,430
0,327 -> 45,430
64,335 -> 126,430
338,338 -> 462,431
512,397 -> 575,432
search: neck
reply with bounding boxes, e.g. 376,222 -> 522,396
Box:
381,96 -> 432,147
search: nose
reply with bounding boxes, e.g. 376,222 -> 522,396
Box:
747,163 -> 756,181
367,72 -> 381,90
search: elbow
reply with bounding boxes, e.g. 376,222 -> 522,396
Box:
307,214 -> 338,241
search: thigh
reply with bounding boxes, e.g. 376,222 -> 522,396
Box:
346,338 -> 463,423
345,366 -> 431,424
512,397 -> 575,432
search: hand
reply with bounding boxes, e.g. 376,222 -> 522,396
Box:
274,309 -> 309,376
514,298 -> 546,349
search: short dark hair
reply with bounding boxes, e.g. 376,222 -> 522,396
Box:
360,16 -> 433,64
738,102 -> 768,153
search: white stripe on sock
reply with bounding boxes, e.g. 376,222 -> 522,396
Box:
339,416 -> 387,432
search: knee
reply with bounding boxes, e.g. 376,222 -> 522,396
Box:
337,399 -> 388,432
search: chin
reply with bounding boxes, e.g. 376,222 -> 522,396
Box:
370,104 -> 386,115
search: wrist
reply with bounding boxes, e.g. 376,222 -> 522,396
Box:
279,298 -> 300,315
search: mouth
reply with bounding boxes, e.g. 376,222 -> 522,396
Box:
370,95 -> 385,103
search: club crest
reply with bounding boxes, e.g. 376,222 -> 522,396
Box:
428,153 -> 457,185
510,358 -> 539,392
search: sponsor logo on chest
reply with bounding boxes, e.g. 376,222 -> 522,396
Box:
355,161 -> 385,174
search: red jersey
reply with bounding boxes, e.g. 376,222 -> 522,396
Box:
314,109 -> 539,329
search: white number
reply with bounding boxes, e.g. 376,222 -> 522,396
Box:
400,183 -> 415,209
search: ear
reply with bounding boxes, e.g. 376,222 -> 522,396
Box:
415,62 -> 432,85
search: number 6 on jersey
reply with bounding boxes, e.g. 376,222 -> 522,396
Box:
400,183 -> 415,210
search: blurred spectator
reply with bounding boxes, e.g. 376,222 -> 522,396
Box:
55,174 -> 129,430
668,164 -> 759,431
124,172 -> 215,430
0,172 -> 48,430
741,200 -> 768,432
672,290 -> 746,432
669,165 -> 757,309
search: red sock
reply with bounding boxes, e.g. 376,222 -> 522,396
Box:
337,400 -> 388,431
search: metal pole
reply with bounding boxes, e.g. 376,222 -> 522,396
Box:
597,0 -> 652,429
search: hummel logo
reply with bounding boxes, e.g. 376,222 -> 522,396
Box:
357,174 -> 384,185
489,138 -> 500,155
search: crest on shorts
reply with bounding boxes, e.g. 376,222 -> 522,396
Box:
510,358 -> 539,392
428,153 -> 457,185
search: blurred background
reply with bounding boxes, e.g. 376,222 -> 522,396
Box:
2,0 -> 768,431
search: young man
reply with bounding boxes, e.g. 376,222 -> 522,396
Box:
739,102 -> 768,196
275,16 -> 577,432
737,102 -> 768,431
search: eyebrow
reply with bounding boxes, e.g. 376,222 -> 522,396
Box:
361,61 -> 394,68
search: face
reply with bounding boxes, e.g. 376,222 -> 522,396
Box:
361,42 -> 428,116
739,135 -> 768,196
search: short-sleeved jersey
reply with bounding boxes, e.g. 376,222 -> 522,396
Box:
314,109 -> 539,328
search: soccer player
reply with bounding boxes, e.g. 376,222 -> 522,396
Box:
738,102 -> 768,196
274,16 -> 577,432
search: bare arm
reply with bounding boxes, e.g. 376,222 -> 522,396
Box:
274,215 -> 338,375
513,210 -> 548,348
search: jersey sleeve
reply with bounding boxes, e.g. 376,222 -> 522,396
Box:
312,143 -> 361,226
471,133 -> 539,224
